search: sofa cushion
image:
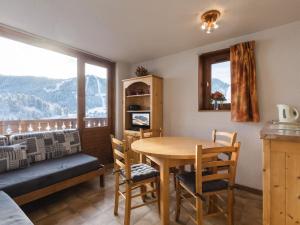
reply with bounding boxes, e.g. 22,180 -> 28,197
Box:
51,130 -> 81,158
10,130 -> 82,162
63,129 -> 82,153
0,135 -> 8,146
0,191 -> 33,225
0,153 -> 99,197
0,143 -> 29,174
10,132 -> 49,163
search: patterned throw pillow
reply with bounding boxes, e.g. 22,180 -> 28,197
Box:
10,132 -> 48,163
64,130 -> 82,154
9,130 -> 82,161
50,130 -> 80,157
0,143 -> 29,173
47,131 -> 68,160
0,135 -> 8,146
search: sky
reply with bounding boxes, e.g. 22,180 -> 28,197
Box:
0,36 -> 107,79
211,61 -> 231,102
211,61 -> 231,84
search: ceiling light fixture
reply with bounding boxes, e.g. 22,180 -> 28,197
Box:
200,10 -> 221,34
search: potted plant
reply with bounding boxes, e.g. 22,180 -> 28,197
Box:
210,91 -> 226,110
135,66 -> 149,77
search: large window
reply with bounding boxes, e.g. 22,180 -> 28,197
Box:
0,37 -> 77,133
198,49 -> 231,111
0,28 -> 115,135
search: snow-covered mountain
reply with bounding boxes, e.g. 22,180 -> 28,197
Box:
0,74 -> 107,120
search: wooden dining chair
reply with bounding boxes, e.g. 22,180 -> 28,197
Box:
139,128 -> 163,164
111,135 -> 160,225
190,130 -> 237,171
175,142 -> 241,225
139,128 -> 178,189
139,128 -> 163,139
212,129 -> 237,147
139,128 -> 165,195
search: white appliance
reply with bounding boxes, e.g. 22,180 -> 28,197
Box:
277,104 -> 299,123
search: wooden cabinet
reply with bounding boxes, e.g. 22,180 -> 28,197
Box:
261,123 -> 300,225
122,75 -> 163,136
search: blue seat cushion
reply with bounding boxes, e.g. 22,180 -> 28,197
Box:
0,191 -> 33,225
121,163 -> 159,182
0,153 -> 99,198
176,171 -> 228,194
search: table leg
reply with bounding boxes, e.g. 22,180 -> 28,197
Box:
160,160 -> 170,225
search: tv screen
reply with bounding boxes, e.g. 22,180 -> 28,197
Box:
131,113 -> 150,127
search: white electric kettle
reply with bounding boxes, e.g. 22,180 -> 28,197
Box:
277,104 -> 299,123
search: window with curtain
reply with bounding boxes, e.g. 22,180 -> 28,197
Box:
198,48 -> 231,111
198,42 -> 259,122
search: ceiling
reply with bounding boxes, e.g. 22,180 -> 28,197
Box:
0,0 -> 300,64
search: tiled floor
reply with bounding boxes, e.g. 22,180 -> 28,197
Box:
23,172 -> 262,225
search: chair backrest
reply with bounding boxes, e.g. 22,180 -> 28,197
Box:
124,133 -> 140,163
195,142 -> 241,195
212,129 -> 237,147
139,128 -> 163,139
110,135 -> 131,180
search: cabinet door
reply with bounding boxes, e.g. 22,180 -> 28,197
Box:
286,152 -> 300,225
270,151 -> 286,225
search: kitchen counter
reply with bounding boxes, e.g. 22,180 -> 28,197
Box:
261,121 -> 300,225
260,121 -> 300,142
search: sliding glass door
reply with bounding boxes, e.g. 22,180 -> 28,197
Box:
79,60 -> 114,164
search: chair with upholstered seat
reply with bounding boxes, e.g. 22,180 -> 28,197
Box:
175,143 -> 240,225
139,128 -> 163,139
139,128 -> 178,189
139,128 -> 163,164
111,135 -> 160,225
212,129 -> 237,147
189,130 -> 237,172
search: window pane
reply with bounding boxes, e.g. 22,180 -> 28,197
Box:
85,63 -> 108,128
0,37 -> 77,134
211,61 -> 231,103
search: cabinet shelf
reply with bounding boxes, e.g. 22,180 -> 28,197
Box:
126,110 -> 151,113
126,94 -> 150,98
123,75 -> 163,140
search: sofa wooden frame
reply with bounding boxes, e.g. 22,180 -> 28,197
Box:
14,165 -> 105,206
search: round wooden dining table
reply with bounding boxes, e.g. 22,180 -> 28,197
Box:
131,136 -> 221,225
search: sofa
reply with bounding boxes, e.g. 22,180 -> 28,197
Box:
0,191 -> 33,225
0,129 -> 105,206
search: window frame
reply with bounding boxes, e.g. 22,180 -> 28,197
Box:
198,48 -> 231,111
82,59 -> 113,129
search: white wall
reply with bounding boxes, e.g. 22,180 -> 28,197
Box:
115,62 -> 131,138
130,21 -> 300,190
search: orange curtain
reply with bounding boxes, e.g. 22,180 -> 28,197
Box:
230,41 -> 260,122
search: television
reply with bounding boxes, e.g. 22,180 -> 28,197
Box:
131,112 -> 150,130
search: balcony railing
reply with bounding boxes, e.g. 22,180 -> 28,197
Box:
0,118 -> 108,135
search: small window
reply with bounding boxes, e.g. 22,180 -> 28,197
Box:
198,49 -> 231,111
